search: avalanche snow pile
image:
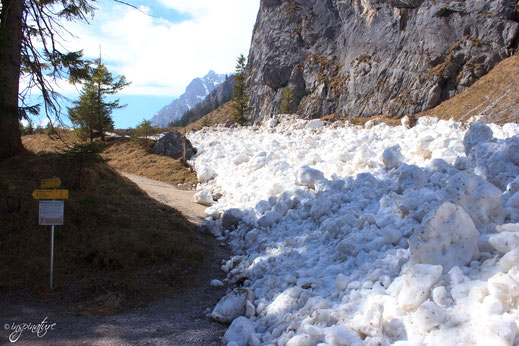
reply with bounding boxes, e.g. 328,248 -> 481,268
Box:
188,116 -> 519,346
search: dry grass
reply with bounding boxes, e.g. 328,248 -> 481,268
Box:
1,135 -> 206,314
418,55 -> 519,125
102,138 -> 197,188
184,101 -> 234,132
23,133 -> 198,188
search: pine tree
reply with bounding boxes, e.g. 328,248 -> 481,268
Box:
0,0 -> 94,160
231,54 -> 250,125
69,58 -> 129,142
278,86 -> 296,114
136,119 -> 153,145
200,116 -> 212,128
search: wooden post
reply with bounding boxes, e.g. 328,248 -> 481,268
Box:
182,138 -> 186,166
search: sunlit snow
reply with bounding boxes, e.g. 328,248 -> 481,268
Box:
188,115 -> 519,346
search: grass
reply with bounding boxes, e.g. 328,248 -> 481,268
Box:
183,101 -> 235,131
0,135 -> 205,315
23,132 -> 198,188
102,138 -> 197,188
418,55 -> 519,124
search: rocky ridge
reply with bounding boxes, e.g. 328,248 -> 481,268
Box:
246,0 -> 519,121
151,70 -> 226,127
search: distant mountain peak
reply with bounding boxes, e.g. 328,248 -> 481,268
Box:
151,71 -> 226,127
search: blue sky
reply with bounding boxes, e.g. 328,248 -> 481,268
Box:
25,0 -> 260,129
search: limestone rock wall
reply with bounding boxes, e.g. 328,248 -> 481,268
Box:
246,0 -> 519,120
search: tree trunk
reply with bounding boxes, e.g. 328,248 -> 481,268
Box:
0,0 -> 24,160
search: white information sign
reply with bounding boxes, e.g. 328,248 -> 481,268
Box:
39,200 -> 64,226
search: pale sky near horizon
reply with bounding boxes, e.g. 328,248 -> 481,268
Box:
28,0 -> 261,128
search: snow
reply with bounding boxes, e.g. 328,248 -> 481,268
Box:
186,117 -> 519,345
194,189 -> 214,206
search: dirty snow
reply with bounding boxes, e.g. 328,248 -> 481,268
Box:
188,116 -> 519,345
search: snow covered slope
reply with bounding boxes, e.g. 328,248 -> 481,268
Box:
188,116 -> 519,345
151,70 -> 226,127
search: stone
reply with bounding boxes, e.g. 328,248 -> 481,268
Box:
152,131 -> 196,160
224,118 -> 235,128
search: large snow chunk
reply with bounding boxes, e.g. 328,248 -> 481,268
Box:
489,232 -> 519,253
197,166 -> 217,183
487,272 -> 519,304
445,172 -> 505,228
193,189 -> 214,206
324,325 -> 362,346
224,316 -> 255,346
389,264 -> 442,312
266,287 -> 304,317
410,202 -> 479,272
306,119 -> 323,130
296,166 -> 324,188
500,248 -> 519,272
397,164 -> 424,192
257,211 -> 281,228
496,223 -> 519,233
466,135 -> 519,190
414,301 -> 446,333
506,135 -> 519,166
211,288 -> 252,323
222,208 -> 243,230
463,122 -> 494,155
382,145 -> 403,170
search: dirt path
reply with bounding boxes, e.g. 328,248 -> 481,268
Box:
0,174 -> 229,345
120,172 -> 207,224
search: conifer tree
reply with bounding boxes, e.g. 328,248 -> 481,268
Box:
136,119 -> 153,145
69,57 -> 129,142
0,0 -> 95,159
278,86 -> 296,114
200,116 -> 212,128
231,54 -> 250,125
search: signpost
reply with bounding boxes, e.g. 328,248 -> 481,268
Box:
32,189 -> 68,200
40,178 -> 62,189
33,178 -> 68,289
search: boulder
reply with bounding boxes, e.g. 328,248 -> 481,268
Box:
153,131 -> 196,160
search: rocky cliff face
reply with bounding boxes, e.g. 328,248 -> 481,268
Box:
247,0 -> 519,121
151,70 -> 226,127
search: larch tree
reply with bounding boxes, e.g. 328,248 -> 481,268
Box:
68,57 -> 129,142
231,54 -> 250,125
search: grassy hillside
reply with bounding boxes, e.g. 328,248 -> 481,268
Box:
1,135 -> 204,314
418,55 -> 519,124
23,133 -> 198,188
185,101 -> 234,132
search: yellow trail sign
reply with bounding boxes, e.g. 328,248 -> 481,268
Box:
32,189 -> 69,200
41,178 -> 61,189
